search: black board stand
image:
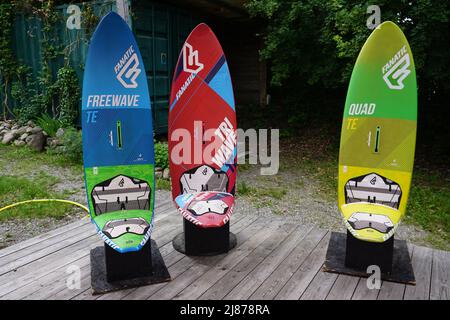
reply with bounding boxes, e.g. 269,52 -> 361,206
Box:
323,231 -> 415,284
345,230 -> 394,273
104,239 -> 152,282
90,239 -> 171,294
172,219 -> 237,256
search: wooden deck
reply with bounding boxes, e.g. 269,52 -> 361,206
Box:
0,199 -> 448,300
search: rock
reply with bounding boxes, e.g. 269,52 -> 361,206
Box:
15,127 -> 27,136
14,140 -> 26,147
163,168 -> 170,179
11,124 -> 19,130
155,170 -> 163,179
3,122 -> 11,129
27,120 -> 35,127
42,131 -> 48,137
30,126 -> 43,134
2,131 -> 18,144
27,131 -> 46,151
25,135 -> 34,144
55,128 -> 65,138
48,138 -> 62,148
26,126 -> 34,133
19,133 -> 28,141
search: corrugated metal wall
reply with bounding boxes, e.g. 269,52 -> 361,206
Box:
12,1 -> 115,93
132,1 -> 199,134
9,0 -> 199,134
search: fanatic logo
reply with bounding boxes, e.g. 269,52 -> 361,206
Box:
114,45 -> 141,89
382,45 -> 411,90
183,42 -> 204,74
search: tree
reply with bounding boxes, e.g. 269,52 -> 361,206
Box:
247,0 -> 449,100
246,0 -> 450,161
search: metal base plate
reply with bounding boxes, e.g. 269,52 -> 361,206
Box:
90,239 -> 171,295
323,232 -> 415,285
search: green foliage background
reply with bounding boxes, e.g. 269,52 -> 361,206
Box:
1,1 -> 83,126
246,0 -> 450,165
247,0 -> 449,91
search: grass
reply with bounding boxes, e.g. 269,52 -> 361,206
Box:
237,162 -> 252,172
0,172 -> 74,221
237,181 -> 287,210
0,144 -> 82,221
404,170 -> 450,249
0,143 -> 82,172
238,181 -> 287,200
0,142 -> 172,221
156,178 -> 171,191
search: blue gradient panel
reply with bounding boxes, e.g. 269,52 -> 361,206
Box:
82,12 -> 154,168
207,62 -> 235,110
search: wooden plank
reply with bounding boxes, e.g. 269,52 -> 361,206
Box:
71,287 -> 94,300
20,257 -> 91,300
404,245 -> 432,300
91,214 -> 252,300
29,213 -> 185,300
175,222 -> 300,300
93,215 -> 250,301
326,275 -> 359,300
0,222 -> 95,271
249,228 -> 327,300
0,198 -> 171,261
351,278 -> 380,300
51,267 -> 92,300
0,201 -> 174,268
54,215 -> 256,300
97,214 -> 261,300
147,218 -> 283,300
376,240 -> 411,300
23,222 -> 182,300
274,232 -> 330,300
0,236 -> 97,297
0,218 -> 89,259
300,269 -> 338,300
0,226 -> 96,280
2,204 -> 446,301
206,225 -> 313,300
377,281 -> 405,300
0,234 -> 100,297
430,249 -> 450,300
351,241 -> 416,300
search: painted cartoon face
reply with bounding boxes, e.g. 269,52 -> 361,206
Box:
102,217 -> 150,239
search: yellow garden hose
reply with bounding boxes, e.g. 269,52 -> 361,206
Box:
0,199 -> 89,214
